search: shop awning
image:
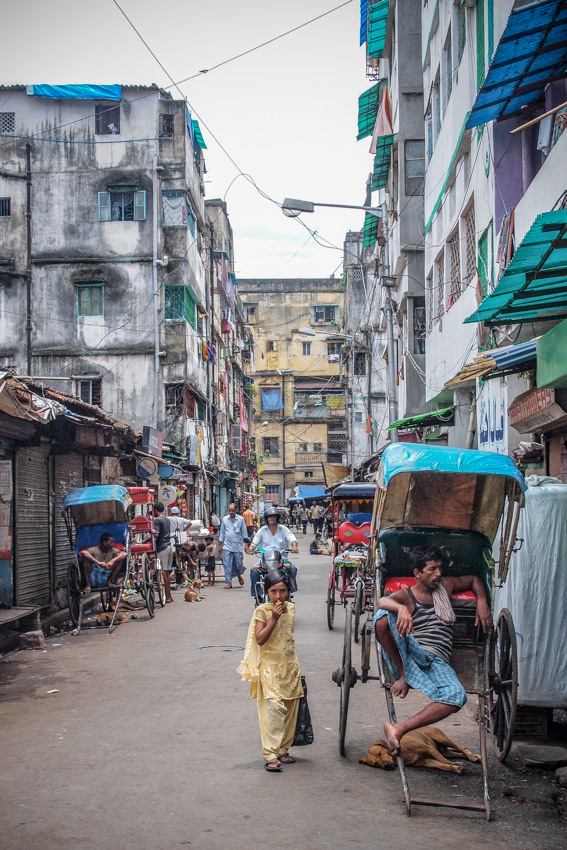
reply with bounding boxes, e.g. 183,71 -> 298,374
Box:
357,80 -> 386,140
445,338 -> 539,387
465,210 -> 567,326
387,406 -> 454,431
367,0 -> 390,58
371,134 -> 394,190
466,0 -> 567,130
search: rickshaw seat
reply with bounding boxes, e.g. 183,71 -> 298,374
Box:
384,576 -> 476,602
338,521 -> 371,545
346,512 -> 372,526
75,522 -> 128,555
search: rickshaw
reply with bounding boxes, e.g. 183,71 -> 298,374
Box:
64,485 -> 155,633
127,486 -> 166,607
326,482 -> 375,637
333,443 -> 526,820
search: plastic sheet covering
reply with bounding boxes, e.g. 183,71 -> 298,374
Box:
27,84 -> 121,100
380,442 -> 526,491
493,477 -> 567,707
61,485 -> 131,510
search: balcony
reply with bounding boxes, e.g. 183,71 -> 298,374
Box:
295,452 -> 326,464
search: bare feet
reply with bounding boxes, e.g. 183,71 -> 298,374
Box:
384,722 -> 401,755
82,585 -> 91,595
390,675 -> 409,698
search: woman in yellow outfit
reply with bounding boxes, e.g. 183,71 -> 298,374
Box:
237,569 -> 303,772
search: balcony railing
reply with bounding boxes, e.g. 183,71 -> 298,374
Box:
295,452 -> 326,464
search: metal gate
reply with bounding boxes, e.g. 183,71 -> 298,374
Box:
54,454 -> 84,589
15,443 -> 51,606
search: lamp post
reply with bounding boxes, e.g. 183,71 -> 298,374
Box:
298,327 -> 357,482
282,198 -> 383,219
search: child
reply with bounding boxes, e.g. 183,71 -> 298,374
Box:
236,568 -> 303,772
205,535 -> 216,585
196,542 -> 207,580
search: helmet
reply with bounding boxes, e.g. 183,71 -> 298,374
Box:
263,507 -> 280,523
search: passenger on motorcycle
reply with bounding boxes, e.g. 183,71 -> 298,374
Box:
247,507 -> 299,598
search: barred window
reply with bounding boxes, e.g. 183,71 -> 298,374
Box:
447,231 -> 461,304
0,198 -> 11,217
0,113 -> 15,134
434,252 -> 444,328
413,297 -> 426,354
463,205 -> 476,286
95,104 -> 120,135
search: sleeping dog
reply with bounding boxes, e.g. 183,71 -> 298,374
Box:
360,726 -> 481,773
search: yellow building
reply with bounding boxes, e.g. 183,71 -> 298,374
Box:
239,279 -> 346,505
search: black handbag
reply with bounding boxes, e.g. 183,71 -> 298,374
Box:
293,675 -> 314,746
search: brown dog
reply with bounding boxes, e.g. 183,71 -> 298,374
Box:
359,726 -> 481,773
184,579 -> 203,602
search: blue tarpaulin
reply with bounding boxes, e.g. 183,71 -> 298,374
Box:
297,484 -> 326,501
27,84 -> 122,100
61,485 -> 130,511
261,389 -> 283,411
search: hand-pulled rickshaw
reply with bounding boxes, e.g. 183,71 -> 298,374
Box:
333,443 -> 526,820
63,485 -> 156,634
326,482 -> 375,636
127,486 -> 166,607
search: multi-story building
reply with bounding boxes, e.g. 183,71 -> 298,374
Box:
239,279 -> 347,504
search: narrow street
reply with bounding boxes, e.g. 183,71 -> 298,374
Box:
1,551 -> 564,850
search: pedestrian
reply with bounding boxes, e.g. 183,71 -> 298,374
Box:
309,532 -> 330,555
236,568 -> 303,772
299,504 -> 309,535
310,502 -> 324,534
154,502 -> 174,603
218,503 -> 249,588
205,535 -> 216,585
242,505 -> 256,541
210,510 -> 221,534
196,542 -> 207,579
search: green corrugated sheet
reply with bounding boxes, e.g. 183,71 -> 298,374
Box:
465,210 -> 567,327
363,212 -> 378,248
357,79 -> 385,140
387,406 -> 454,431
192,119 -> 207,149
367,0 -> 390,57
371,134 -> 394,190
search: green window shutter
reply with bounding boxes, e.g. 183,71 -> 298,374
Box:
184,288 -> 197,330
477,229 -> 489,296
357,81 -> 384,140
363,212 -> 378,248
164,285 -> 184,320
487,0 -> 494,61
476,0 -> 485,91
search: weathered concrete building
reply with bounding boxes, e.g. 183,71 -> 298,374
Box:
239,279 -> 346,504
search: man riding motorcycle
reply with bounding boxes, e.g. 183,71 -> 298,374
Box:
247,507 -> 299,599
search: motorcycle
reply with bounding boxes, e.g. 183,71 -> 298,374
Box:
251,546 -> 297,606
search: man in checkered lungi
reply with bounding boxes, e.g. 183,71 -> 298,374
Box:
374,545 -> 492,755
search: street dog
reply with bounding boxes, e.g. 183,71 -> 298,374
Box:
184,579 -> 203,602
359,726 -> 481,773
96,611 -> 130,626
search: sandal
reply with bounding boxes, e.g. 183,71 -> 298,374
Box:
264,760 -> 282,772
279,753 -> 296,764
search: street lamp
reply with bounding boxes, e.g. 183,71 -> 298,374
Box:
282,197 -> 383,219
298,327 -> 357,483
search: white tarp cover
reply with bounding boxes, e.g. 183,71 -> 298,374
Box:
494,476 -> 567,707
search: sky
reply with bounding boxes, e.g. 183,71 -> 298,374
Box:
3,0 -> 374,280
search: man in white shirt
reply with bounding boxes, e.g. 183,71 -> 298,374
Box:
247,507 -> 299,597
218,504 -> 249,588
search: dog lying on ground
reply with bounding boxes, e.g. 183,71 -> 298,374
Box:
359,726 -> 481,773
184,579 -> 203,602
96,611 -> 130,626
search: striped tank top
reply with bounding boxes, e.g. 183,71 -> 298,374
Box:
407,587 -> 454,664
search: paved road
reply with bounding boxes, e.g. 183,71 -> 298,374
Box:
0,550 -> 564,849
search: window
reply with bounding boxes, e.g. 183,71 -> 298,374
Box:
405,140 -> 425,196
463,205 -> 476,287
434,251 -> 445,329
442,29 -> 452,113
298,443 -> 308,453
245,305 -> 257,322
354,352 -> 367,376
0,198 -> 10,216
0,113 -> 15,135
162,191 -> 195,234
310,304 -> 338,325
266,340 -> 277,352
159,114 -> 175,138
447,230 -> 461,305
304,471 -> 314,479
76,283 -> 103,316
456,2 -> 466,66
413,297 -> 426,355
433,70 -> 441,140
327,424 -> 346,463
264,484 -> 280,504
355,412 -> 363,422
328,342 -> 341,362
302,342 -> 311,356
164,285 -> 197,329
98,189 -> 146,222
95,104 -> 120,135
76,378 -> 102,406
313,442 -> 323,453
262,436 -> 279,457
230,424 -> 242,451
166,384 -> 184,415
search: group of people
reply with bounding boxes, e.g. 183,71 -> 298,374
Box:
290,501 -> 331,536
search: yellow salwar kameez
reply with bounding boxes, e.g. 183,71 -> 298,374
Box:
237,602 -> 303,763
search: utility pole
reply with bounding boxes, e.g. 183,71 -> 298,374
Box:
350,340 -> 356,481
25,144 -> 32,376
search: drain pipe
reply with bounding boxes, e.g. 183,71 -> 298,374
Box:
25,144 -> 32,375
152,155 -> 161,429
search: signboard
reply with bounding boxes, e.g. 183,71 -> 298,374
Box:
136,457 -> 159,479
141,426 -> 163,458
478,379 -> 508,454
159,484 -> 177,506
508,387 -> 567,433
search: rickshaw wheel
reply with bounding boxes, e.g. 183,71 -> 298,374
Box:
142,555 -> 155,618
155,563 -> 166,607
67,560 -> 82,627
338,603 -> 357,756
100,587 -> 118,612
353,582 -> 363,643
360,617 -> 373,682
487,608 -> 517,762
326,585 -> 336,630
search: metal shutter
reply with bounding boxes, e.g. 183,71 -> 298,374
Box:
15,443 -> 51,606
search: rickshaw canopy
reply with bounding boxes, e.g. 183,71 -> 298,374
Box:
61,485 -> 132,529
332,482 -> 376,500
375,443 -> 525,544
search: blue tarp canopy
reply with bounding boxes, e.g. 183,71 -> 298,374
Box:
380,443 -> 526,491
27,84 -> 121,100
296,484 -> 327,502
465,0 -> 567,130
261,388 -> 284,411
332,482 -> 376,499
62,485 -> 130,511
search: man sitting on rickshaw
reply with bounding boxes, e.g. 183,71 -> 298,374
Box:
374,545 -> 492,756
81,532 -> 127,594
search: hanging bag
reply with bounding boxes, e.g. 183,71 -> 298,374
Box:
293,675 -> 314,746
